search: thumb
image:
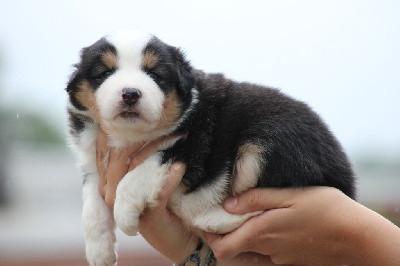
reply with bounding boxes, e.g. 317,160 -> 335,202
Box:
224,187 -> 296,214
156,162 -> 186,204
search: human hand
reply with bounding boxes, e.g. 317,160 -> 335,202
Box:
205,186 -> 400,265
96,129 -> 146,208
96,129 -> 199,263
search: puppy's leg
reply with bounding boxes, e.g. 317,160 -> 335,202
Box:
114,153 -> 169,236
170,142 -> 265,234
82,173 -> 117,266
196,142 -> 263,233
169,176 -> 262,235
193,207 -> 262,234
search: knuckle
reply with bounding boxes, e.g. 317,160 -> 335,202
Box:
246,189 -> 261,208
130,156 -> 140,168
105,195 -> 114,209
212,246 -> 231,261
156,190 -> 168,203
269,254 -> 287,265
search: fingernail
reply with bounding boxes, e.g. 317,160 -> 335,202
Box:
224,197 -> 238,210
173,163 -> 182,171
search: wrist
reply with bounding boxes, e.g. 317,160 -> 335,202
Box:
161,233 -> 199,264
345,203 -> 400,265
177,241 -> 216,266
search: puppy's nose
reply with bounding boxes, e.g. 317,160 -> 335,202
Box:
122,88 -> 141,105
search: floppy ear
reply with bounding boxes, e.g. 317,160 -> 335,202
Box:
65,65 -> 87,111
65,44 -> 97,111
171,47 -> 195,98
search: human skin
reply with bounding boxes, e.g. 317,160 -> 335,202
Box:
96,129 -> 275,265
96,129 -> 400,265
205,187 -> 400,265
96,129 -> 199,263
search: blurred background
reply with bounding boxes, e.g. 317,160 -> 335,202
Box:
0,0 -> 399,265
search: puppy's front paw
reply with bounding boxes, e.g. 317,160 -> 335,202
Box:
86,239 -> 117,266
194,209 -> 263,234
114,199 -> 140,236
113,154 -> 169,237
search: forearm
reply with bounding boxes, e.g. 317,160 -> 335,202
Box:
343,202 -> 400,265
216,252 -> 276,266
137,162 -> 200,264
140,216 -> 199,263
183,242 -> 276,266
205,187 -> 400,265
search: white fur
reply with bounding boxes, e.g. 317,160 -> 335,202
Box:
193,207 -> 262,234
67,117 -> 117,265
114,151 -> 260,236
82,173 -> 117,265
169,171 -> 261,234
232,143 -> 265,195
114,153 -> 170,236
70,31 -> 265,265
97,30 -> 166,146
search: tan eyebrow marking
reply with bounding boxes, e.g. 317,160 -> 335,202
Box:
102,50 -> 117,69
142,50 -> 159,69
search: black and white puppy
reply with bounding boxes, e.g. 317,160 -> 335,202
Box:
66,30 -> 355,265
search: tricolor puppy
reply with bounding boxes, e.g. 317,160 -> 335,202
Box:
66,30 -> 355,265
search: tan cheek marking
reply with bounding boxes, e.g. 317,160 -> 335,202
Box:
156,89 -> 181,131
75,80 -> 101,121
232,143 -> 265,195
142,50 -> 159,69
102,50 -> 117,69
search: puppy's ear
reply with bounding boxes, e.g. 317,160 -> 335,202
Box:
171,47 -> 195,97
65,65 -> 87,111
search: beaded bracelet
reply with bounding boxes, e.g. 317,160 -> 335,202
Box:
176,241 -> 216,266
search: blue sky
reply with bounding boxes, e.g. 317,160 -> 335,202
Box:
1,0 -> 399,157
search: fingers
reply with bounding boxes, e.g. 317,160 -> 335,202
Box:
97,133 -> 181,208
205,219 -> 258,261
157,162 -> 186,204
96,128 -> 148,208
103,147 -> 132,208
205,209 -> 287,261
204,233 -> 237,260
223,187 -> 297,214
128,135 -> 180,171
204,213 -> 264,260
128,141 -> 160,171
104,143 -> 147,207
96,128 -> 109,181
96,129 -> 109,198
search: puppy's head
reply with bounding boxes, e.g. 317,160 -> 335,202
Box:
66,30 -> 194,144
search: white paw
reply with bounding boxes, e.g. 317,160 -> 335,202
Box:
86,239 -> 117,266
194,209 -> 263,234
81,172 -> 117,265
114,197 -> 141,236
113,154 -> 169,236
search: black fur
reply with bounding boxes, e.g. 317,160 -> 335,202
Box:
66,38 -> 117,111
156,57 -> 356,198
144,37 -> 195,109
68,110 -> 94,137
67,34 -> 356,199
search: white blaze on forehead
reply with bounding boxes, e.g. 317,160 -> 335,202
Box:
96,30 -> 166,145
106,30 -> 153,68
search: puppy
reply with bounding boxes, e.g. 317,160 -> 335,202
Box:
66,30 -> 355,265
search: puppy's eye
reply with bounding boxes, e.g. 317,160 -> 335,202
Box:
148,71 -> 162,81
98,69 -> 114,79
92,68 -> 114,81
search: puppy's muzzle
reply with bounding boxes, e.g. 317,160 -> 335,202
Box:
122,88 -> 141,106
